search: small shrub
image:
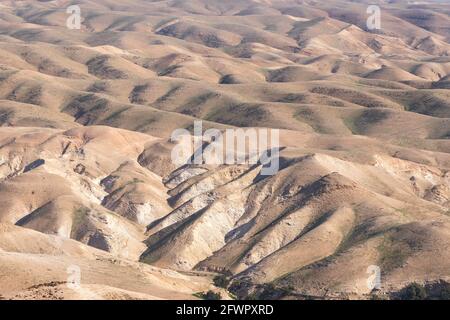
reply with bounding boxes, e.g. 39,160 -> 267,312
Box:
369,292 -> 388,300
202,290 -> 221,300
245,292 -> 260,300
213,275 -> 230,289
400,283 -> 427,300
245,283 -> 289,300
436,282 -> 450,300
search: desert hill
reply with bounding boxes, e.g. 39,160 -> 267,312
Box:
0,0 -> 449,300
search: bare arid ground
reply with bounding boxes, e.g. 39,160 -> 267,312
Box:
0,0 -> 450,300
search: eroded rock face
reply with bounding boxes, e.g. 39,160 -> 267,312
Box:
100,162 -> 171,226
137,146 -> 450,297
425,184 -> 450,206
0,127 -> 155,259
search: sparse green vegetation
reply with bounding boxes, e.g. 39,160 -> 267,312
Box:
369,293 -> 389,300
213,274 -> 231,289
71,207 -> 90,238
121,178 -> 145,188
103,107 -> 131,123
399,283 -> 427,300
438,283 -> 450,300
395,281 -> 450,300
377,235 -> 410,273
294,109 -> 327,134
342,116 -> 359,134
245,283 -> 294,300
195,290 -> 221,300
